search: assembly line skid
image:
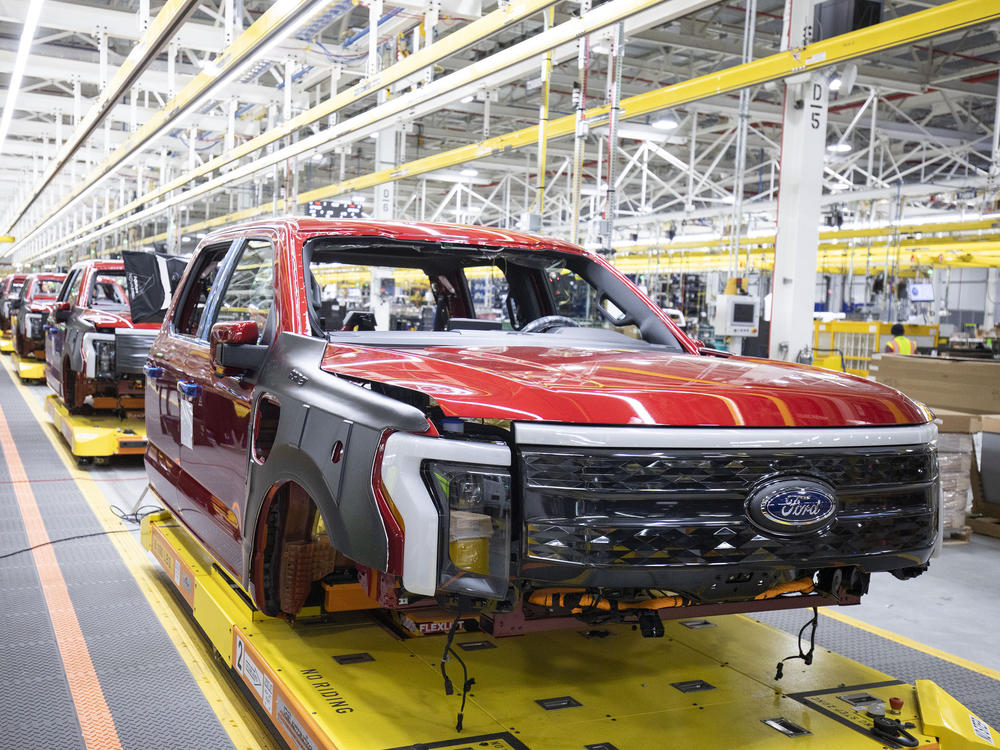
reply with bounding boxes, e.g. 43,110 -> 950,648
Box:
141,510 -> 997,750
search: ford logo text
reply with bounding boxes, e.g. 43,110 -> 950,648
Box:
747,478 -> 837,535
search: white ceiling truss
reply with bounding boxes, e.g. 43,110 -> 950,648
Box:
0,0 -> 996,269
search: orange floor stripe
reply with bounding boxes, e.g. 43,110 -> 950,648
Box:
0,406 -> 124,750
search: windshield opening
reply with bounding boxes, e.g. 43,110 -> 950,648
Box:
88,271 -> 130,311
27,279 -> 62,299
302,239 -> 681,350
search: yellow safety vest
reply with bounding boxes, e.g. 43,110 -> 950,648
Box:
887,336 -> 916,354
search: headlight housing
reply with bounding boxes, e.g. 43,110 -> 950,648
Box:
422,460 -> 512,600
95,340 -> 116,379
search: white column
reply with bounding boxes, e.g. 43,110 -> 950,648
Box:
96,27 -> 109,92
985,268 -> 998,330
768,0 -> 828,361
370,14 -> 396,329
72,75 -> 81,126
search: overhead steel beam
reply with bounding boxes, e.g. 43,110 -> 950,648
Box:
0,48 -> 289,106
19,0 -> 715,261
6,0 -> 563,255
6,0 -> 336,240
4,0 -> 200,231
20,0 -> 1000,262
0,0 -> 222,50
0,90 -> 257,141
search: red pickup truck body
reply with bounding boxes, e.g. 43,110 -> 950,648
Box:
142,219 -> 937,626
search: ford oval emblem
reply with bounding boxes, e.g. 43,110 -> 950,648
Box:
747,478 -> 837,535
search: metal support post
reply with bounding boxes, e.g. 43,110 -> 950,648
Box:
685,110 -> 697,211
284,57 -> 294,122
367,0 -> 383,81
729,0 -> 756,275
769,0 -> 828,361
167,38 -> 178,101
483,90 -> 491,139
129,86 -> 138,133
328,64 -> 342,127
422,0 -> 440,87
601,21 -> 625,255
223,0 -> 235,46
72,75 -> 81,126
54,109 -> 63,152
533,6 -> 555,220
166,204 -> 180,254
985,268 -> 998,330
569,0 -> 591,245
97,27 -> 109,92
226,98 -> 237,154
188,127 -> 197,172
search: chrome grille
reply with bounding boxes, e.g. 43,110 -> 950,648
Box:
522,446 -> 936,496
519,445 -> 937,568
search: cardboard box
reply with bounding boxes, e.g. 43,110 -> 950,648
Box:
871,354 -> 1000,414
932,409 -> 983,434
967,516 -> 1000,540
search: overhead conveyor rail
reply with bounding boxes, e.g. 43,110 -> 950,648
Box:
18,0 -> 1000,267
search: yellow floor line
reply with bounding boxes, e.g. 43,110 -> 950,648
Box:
1,356 -> 276,750
820,607 -> 1000,682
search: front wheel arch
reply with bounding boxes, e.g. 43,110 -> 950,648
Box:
249,480 -> 344,618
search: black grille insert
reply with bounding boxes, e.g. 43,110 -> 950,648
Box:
522,445 -> 936,496
519,444 -> 937,569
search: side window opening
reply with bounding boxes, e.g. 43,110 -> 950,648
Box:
36,279 -> 62,297
60,271 -> 83,304
213,238 -> 275,343
173,242 -> 233,338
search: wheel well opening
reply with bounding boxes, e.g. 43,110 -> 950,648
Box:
257,482 -> 348,619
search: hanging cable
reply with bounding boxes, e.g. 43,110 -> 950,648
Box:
774,606 -> 819,680
439,613 -> 476,731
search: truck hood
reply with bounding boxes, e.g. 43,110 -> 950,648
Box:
79,310 -> 159,329
320,343 -> 926,427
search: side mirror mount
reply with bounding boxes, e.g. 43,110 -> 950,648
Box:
211,321 -> 268,375
54,301 -> 71,322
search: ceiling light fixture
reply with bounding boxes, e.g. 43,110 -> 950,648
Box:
460,168 -> 478,177
826,142 -> 852,153
652,114 -> 679,130
201,57 -> 222,77
829,76 -> 842,92
0,0 -> 45,161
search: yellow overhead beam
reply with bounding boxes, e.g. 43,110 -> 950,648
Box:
4,0 -> 201,232
25,0 -> 1000,265
15,0 -> 562,256
7,0 -> 328,252
24,0 -> 716,263
296,0 -> 999,205
618,217 -> 1000,255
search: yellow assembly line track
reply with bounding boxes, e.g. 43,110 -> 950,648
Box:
0,353 -> 277,750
